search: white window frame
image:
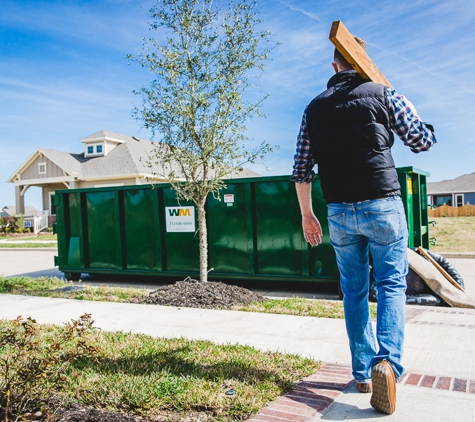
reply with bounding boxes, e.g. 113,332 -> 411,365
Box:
38,162 -> 47,174
48,192 -> 56,216
455,194 -> 464,207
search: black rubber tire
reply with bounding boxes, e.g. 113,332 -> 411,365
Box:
64,272 -> 81,282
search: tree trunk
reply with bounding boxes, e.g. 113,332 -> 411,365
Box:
196,201 -> 208,282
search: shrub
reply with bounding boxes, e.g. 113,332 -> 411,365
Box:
0,314 -> 101,421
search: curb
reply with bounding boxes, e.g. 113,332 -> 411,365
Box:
438,252 -> 475,259
0,248 -> 57,251
247,363 -> 353,422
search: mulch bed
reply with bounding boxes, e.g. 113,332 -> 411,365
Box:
129,278 -> 268,309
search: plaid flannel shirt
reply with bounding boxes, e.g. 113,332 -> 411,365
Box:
291,88 -> 437,183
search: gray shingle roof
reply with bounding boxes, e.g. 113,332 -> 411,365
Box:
427,173 -> 475,194
34,131 -> 260,181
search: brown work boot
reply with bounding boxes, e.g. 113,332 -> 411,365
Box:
356,382 -> 372,393
370,360 -> 396,414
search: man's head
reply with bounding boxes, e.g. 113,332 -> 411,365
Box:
332,36 -> 366,73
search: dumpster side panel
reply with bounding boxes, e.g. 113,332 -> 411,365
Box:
65,192 -> 84,269
123,188 -> 161,271
162,188 -> 199,272
254,180 -> 303,275
207,183 -> 249,273
310,177 -> 339,277
86,191 -> 120,269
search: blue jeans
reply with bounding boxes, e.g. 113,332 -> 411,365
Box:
327,196 -> 408,382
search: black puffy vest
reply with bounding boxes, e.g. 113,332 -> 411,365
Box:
306,70 -> 400,203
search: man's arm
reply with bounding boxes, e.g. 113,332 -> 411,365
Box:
291,107 -> 323,246
387,89 -> 437,152
295,182 -> 323,246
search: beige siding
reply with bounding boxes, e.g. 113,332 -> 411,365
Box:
80,178 -> 139,189
43,184 -> 65,212
22,155 -> 64,180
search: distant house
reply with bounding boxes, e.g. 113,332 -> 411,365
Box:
427,173 -> 475,207
7,130 -> 260,217
1,205 -> 42,219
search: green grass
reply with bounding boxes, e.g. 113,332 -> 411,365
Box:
0,243 -> 57,248
0,276 -> 148,302
238,296 -> 378,319
0,276 -> 362,319
0,318 -> 320,421
0,234 -> 57,241
429,217 -> 475,253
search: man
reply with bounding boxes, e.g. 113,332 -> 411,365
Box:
291,37 -> 436,415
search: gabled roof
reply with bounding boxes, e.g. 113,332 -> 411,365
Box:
427,173 -> 475,194
1,205 -> 42,217
7,130 -> 261,184
80,130 -> 128,144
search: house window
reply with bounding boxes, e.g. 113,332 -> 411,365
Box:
38,162 -> 47,174
455,194 -> 464,207
96,145 -> 103,153
434,195 -> 452,206
87,146 -> 94,154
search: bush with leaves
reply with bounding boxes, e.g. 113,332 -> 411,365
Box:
0,314 -> 101,422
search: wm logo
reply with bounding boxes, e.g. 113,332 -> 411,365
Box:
168,208 -> 191,217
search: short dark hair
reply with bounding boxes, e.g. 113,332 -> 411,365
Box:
334,36 -> 366,70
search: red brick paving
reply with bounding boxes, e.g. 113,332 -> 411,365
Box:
420,375 -> 436,388
436,376 -> 452,390
246,363 -> 353,422
247,364 -> 475,422
405,373 -> 422,386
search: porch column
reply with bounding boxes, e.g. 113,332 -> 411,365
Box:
15,185 -> 25,215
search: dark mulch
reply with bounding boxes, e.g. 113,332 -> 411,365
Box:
129,278 -> 268,309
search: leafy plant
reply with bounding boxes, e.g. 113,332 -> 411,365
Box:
0,314 -> 100,422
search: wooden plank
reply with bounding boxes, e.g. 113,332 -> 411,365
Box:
417,246 -> 465,292
329,20 -> 392,88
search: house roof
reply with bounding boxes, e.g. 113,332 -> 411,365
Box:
8,130 -> 261,183
427,173 -> 475,194
1,205 -> 42,217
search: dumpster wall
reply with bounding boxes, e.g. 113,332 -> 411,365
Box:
54,167 -> 430,283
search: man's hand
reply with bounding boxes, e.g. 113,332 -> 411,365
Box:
302,214 -> 323,246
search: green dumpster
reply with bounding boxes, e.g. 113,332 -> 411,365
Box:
53,166 -> 430,283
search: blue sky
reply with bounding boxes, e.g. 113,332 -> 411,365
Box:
2,0 -> 475,210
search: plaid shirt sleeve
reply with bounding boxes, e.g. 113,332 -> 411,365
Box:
291,106 -> 316,183
386,88 -> 437,153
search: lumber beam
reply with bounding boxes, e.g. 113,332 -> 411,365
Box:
329,20 -> 392,88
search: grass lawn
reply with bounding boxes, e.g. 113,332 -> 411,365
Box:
0,276 -> 374,319
0,317 -> 320,421
429,217 -> 475,253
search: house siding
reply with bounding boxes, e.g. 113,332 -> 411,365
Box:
80,177 -> 140,189
465,193 -> 475,205
43,184 -> 65,212
22,155 -> 64,180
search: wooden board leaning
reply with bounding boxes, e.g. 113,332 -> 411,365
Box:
417,246 -> 465,292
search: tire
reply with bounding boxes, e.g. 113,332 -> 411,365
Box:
64,272 -> 81,282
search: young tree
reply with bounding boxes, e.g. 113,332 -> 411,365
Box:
128,0 -> 274,282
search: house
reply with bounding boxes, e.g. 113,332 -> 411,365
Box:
7,130 -> 260,218
427,173 -> 475,207
1,205 -> 42,219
